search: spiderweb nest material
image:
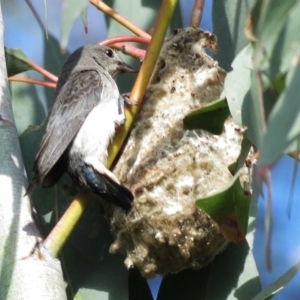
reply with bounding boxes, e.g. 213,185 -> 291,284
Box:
104,27 -> 245,278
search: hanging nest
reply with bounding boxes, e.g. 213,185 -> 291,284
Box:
104,27 -> 245,278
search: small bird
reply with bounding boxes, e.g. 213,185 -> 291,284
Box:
26,44 -> 136,210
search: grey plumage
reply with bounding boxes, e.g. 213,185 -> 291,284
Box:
27,45 -> 136,210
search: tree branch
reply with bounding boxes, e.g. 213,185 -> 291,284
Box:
0,4 -> 66,299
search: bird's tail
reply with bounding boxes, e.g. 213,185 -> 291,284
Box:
79,165 -> 133,210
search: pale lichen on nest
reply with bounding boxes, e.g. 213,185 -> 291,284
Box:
104,27 -> 245,278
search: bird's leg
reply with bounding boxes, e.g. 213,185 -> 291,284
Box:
122,92 -> 141,106
121,93 -> 135,106
115,94 -> 128,127
114,95 -> 126,126
115,93 -> 138,127
84,157 -> 120,184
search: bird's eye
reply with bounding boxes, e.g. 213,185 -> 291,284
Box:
105,49 -> 114,58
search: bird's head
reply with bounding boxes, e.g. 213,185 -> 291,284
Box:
84,45 -> 137,78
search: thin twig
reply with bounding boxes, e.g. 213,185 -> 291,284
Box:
43,191 -> 91,257
100,35 -> 149,60
100,35 -> 150,46
25,0 -> 46,31
9,76 -> 56,89
190,0 -> 205,27
111,43 -> 146,61
26,59 -> 58,82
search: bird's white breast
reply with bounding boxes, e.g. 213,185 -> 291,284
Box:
70,78 -> 123,164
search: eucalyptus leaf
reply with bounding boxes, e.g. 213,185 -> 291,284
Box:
212,0 -> 255,71
183,98 -> 230,135
243,72 -> 266,148
196,136 -> 252,240
5,47 -> 33,76
10,78 -> 45,134
80,6 -> 88,34
259,60 -> 300,166
60,0 -> 89,50
252,261 -> 300,300
250,0 -> 297,48
196,173 -> 250,241
274,74 -> 286,94
276,2 -> 300,76
157,242 -> 260,300
253,155 -> 300,299
224,44 -> 252,126
249,0 -> 298,78
44,33 -> 69,110
63,200 -> 129,300
19,123 -> 76,232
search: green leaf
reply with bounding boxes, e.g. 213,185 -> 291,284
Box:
242,0 -> 300,165
44,33 -> 69,110
247,0 -> 300,84
252,261 -> 300,300
224,44 -> 252,126
44,33 -> 69,77
80,6 -> 88,34
212,0 -> 256,71
275,2 -> 300,76
196,173 -> 250,241
128,268 -> 153,300
251,0 -> 297,47
10,78 -> 46,134
105,0 -> 161,35
63,200 -> 130,300
19,124 -> 75,232
218,1 -> 300,154
224,45 -> 279,147
5,47 -> 33,76
196,136 -> 252,241
157,242 -> 260,300
250,0 -> 298,79
274,74 -> 286,94
183,98 -> 230,135
61,0 -> 89,50
213,242 -> 260,300
244,71 -> 266,149
170,1 -> 183,30
259,59 -> 300,166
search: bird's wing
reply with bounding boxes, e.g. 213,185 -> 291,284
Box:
33,69 -> 103,185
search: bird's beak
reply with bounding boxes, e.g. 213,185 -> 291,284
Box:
119,62 -> 137,74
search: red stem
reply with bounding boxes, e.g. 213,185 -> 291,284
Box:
111,43 -> 146,61
27,59 -> 58,82
190,0 -> 205,27
99,35 -> 151,46
9,76 -> 56,89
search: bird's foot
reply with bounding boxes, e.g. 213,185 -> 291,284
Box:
121,93 -> 138,106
